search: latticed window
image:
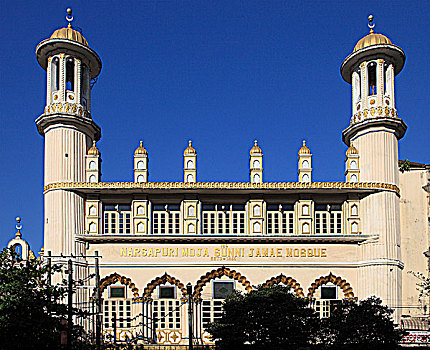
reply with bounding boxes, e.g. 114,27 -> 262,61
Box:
202,281 -> 234,329
103,286 -> 132,329
152,204 -> 180,234
266,204 -> 294,235
153,286 -> 182,330
313,284 -> 341,318
202,204 -> 245,235
103,204 -> 131,234
315,204 -> 342,235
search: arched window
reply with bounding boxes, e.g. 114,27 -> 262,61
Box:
302,205 -> 309,216
13,243 -> 22,258
302,173 -> 309,182
350,174 -> 358,183
81,63 -> 89,109
188,223 -> 195,233
367,62 -> 377,96
89,222 -> 97,233
66,58 -> 74,91
253,173 -> 261,183
51,57 -> 60,92
187,174 -> 194,182
187,206 -> 195,217
350,160 -> 357,169
89,205 -> 97,216
351,222 -> 359,234
137,206 -> 145,215
89,174 -> 97,183
253,205 -> 261,217
302,222 -> 310,234
89,161 -> 96,169
351,205 -> 358,216
353,71 -> 361,104
137,174 -> 145,183
137,160 -> 145,169
302,160 -> 309,169
253,160 -> 260,169
385,64 -> 393,98
187,160 -> 194,169
137,222 -> 145,233
253,221 -> 261,233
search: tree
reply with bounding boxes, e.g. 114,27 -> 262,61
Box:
207,285 -> 320,350
0,248 -> 68,349
320,296 -> 405,349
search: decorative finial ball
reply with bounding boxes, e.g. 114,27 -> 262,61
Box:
16,217 -> 21,223
67,8 -> 73,16
368,14 -> 373,22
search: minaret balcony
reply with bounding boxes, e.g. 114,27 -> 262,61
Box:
44,102 -> 91,119
350,106 -> 398,125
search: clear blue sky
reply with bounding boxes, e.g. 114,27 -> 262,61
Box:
1,1 -> 429,251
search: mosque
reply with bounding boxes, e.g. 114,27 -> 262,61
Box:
7,9 -> 430,345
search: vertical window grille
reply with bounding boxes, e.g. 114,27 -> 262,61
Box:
368,62 -> 377,96
201,204 -> 245,235
152,205 -> 181,234
315,205 -> 342,235
66,58 -> 74,91
51,57 -> 59,91
103,299 -> 132,329
267,204 -> 294,235
103,205 -> 132,235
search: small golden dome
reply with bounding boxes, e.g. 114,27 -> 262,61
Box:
250,140 -> 262,155
353,32 -> 392,52
298,140 -> 311,155
134,141 -> 148,156
184,141 -> 196,155
346,143 -> 359,156
88,141 -> 100,156
50,24 -> 89,47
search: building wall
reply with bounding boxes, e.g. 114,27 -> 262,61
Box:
399,167 -> 430,316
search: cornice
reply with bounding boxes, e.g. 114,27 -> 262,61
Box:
76,234 -> 376,244
44,181 -> 400,195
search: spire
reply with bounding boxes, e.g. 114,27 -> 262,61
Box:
368,14 -> 375,34
15,217 -> 22,238
66,8 -> 74,28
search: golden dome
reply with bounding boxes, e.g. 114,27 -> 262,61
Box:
88,141 -> 100,156
134,141 -> 148,156
346,143 -> 359,156
353,32 -> 392,52
184,141 -> 196,155
50,23 -> 89,47
298,140 -> 311,155
250,140 -> 262,155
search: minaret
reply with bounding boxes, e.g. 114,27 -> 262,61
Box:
249,140 -> 263,183
344,143 -> 360,182
297,141 -> 312,182
184,141 -> 197,183
341,15 -> 406,318
35,9 -> 102,255
85,141 -> 101,182
134,141 -> 149,182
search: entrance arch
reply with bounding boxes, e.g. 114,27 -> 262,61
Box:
99,272 -> 140,298
143,273 -> 187,298
307,272 -> 354,298
261,274 -> 304,297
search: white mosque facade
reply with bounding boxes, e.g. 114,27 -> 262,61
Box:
9,11 -> 430,345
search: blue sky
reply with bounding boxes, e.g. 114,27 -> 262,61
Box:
1,1 -> 429,251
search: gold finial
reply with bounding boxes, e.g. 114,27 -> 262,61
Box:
368,14 -> 375,34
302,140 -> 306,146
189,140 -> 192,147
15,217 -> 22,238
140,141 -> 143,147
254,140 -> 258,146
66,8 -> 74,28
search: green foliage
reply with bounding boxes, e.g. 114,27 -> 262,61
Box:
207,285 -> 319,349
320,296 -> 405,349
408,270 -> 430,299
207,286 -> 403,350
399,159 -> 411,173
0,248 -> 67,349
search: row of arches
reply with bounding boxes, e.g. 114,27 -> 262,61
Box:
99,267 -> 355,300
